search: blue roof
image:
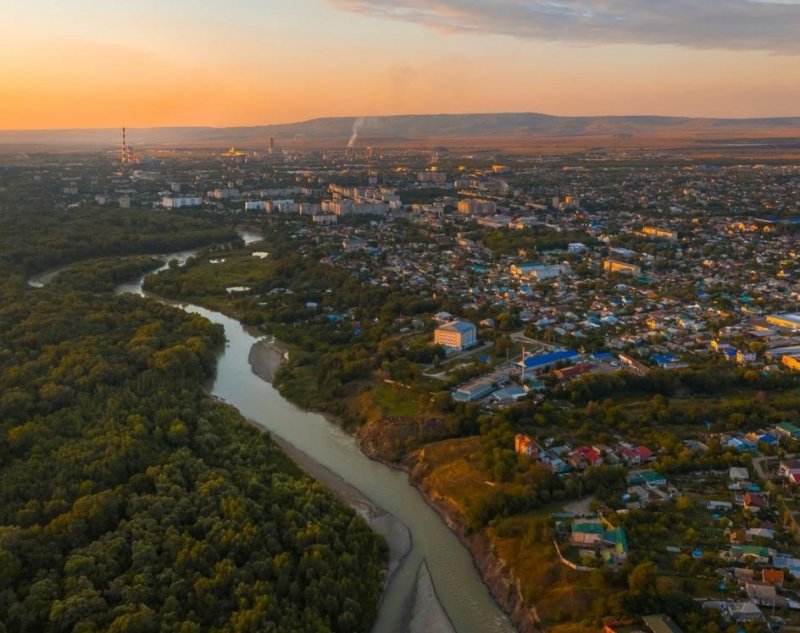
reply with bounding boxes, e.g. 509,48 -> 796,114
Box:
651,354 -> 676,365
520,350 -> 579,369
442,320 -> 475,334
758,434 -> 778,445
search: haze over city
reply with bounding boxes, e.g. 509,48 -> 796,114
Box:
3,0 -> 800,129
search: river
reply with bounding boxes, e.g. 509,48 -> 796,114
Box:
40,232 -> 517,633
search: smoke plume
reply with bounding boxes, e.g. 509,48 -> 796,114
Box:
347,117 -> 365,148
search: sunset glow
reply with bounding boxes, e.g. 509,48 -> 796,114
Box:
2,0 -> 800,129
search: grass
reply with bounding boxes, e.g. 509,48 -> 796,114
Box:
367,383 -> 423,418
415,437 -> 494,518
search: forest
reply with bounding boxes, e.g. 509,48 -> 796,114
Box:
0,205 -> 387,632
0,206 -> 238,275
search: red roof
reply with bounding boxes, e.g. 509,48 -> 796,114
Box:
762,568 -> 785,585
555,363 -> 591,380
744,492 -> 769,509
619,446 -> 637,460
635,446 -> 655,461
575,445 -> 602,464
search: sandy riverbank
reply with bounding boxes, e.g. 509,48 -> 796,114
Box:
248,339 -> 288,384
402,561 -> 458,633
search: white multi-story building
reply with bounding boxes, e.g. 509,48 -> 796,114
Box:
511,263 -> 564,281
312,213 -> 337,225
418,169 -> 447,184
267,199 -> 298,213
457,198 -> 496,215
244,200 -> 267,211
162,196 -> 203,209
434,320 -> 477,352
209,188 -> 240,200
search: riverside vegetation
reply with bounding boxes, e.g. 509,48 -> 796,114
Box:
144,213 -> 800,633
0,204 -> 387,633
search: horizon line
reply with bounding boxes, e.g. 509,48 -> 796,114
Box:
4,110 -> 800,133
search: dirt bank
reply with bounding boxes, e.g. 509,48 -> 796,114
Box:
248,339 -> 288,384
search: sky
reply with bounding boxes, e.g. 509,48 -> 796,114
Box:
2,0 -> 800,129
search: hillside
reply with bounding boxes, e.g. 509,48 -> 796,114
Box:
3,112 -> 800,151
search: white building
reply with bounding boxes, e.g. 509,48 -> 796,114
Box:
418,170 -> 447,184
267,199 -> 298,213
323,200 -> 388,216
244,200 -> 267,212
511,263 -> 563,281
298,202 -> 322,215
162,196 -> 203,209
312,213 -> 338,225
434,320 -> 477,352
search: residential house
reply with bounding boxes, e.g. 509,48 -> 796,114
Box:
571,520 -> 605,546
618,445 -> 655,465
745,580 -> 777,606
762,568 -> 785,587
514,434 -> 539,458
729,545 -> 775,565
628,470 -> 667,488
776,421 -> 800,440
571,520 -> 628,562
570,446 -> 603,470
779,459 -> 800,483
727,601 -> 764,624
743,492 -> 770,514
729,467 -> 749,481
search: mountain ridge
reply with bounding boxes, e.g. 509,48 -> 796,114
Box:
2,112 -> 800,149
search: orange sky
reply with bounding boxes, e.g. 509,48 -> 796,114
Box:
2,0 -> 800,129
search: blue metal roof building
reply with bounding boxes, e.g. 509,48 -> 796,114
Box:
517,350 -> 579,370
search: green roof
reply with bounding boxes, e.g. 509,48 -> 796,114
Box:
629,470 -> 666,485
779,422 -> 800,436
608,527 -> 629,553
733,544 -> 770,557
573,521 -> 605,535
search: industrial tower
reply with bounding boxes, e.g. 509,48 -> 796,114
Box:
121,128 -> 132,165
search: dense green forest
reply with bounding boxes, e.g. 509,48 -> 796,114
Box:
0,284 -> 386,633
49,256 -> 162,293
0,206 -> 238,275
0,202 -> 387,632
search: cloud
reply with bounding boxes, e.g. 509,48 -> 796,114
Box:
326,0 -> 800,54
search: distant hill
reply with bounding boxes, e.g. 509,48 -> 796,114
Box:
2,112 -> 800,150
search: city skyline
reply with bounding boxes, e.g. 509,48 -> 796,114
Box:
3,0 -> 800,129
